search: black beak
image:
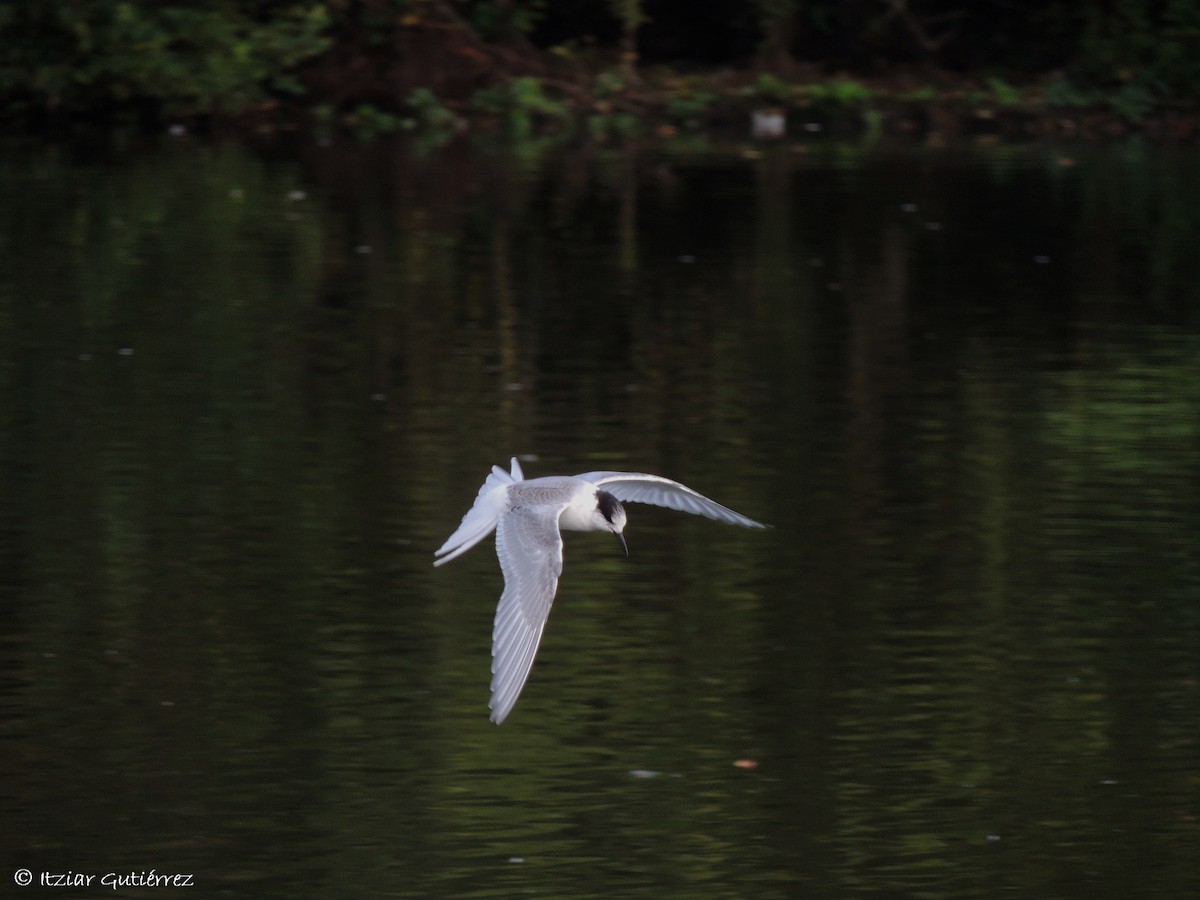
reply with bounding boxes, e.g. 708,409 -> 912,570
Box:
615,531 -> 628,557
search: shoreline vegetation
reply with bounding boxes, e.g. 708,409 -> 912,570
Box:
4,1 -> 1200,143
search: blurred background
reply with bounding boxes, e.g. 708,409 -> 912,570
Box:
1,3 -> 1199,897
1,133 -> 1197,897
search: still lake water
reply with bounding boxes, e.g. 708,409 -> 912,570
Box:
1,132 -> 1197,898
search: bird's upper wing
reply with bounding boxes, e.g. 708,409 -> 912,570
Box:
433,457 -> 524,567
490,503 -> 567,724
578,471 -> 768,528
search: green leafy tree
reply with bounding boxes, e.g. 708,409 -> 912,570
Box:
757,0 -> 801,71
610,0 -> 646,81
1080,0 -> 1200,97
0,1 -> 330,117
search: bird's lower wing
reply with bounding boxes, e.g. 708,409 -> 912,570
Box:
433,458 -> 524,567
490,505 -> 566,724
579,472 -> 769,528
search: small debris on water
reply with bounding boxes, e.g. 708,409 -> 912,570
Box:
733,758 -> 758,770
751,108 -> 786,140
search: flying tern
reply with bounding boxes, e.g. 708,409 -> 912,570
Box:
434,457 -> 768,723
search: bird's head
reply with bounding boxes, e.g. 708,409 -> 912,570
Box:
596,490 -> 628,556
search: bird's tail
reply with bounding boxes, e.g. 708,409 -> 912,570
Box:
433,458 -> 523,566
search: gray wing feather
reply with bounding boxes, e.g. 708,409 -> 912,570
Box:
433,458 -> 523,567
579,472 -> 768,529
490,505 -> 566,724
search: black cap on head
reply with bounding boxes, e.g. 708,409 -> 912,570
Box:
596,490 -> 629,556
596,490 -> 622,524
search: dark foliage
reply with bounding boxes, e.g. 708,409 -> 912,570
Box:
1,0 -> 1199,122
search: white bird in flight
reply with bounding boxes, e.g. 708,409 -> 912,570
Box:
434,457 -> 769,723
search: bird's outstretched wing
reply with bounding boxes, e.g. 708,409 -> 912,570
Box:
490,503 -> 566,724
433,457 -> 525,567
579,472 -> 769,529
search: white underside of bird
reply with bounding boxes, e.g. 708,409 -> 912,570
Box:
434,457 -> 768,724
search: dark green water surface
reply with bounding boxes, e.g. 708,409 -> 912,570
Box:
1,135 -> 1197,898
